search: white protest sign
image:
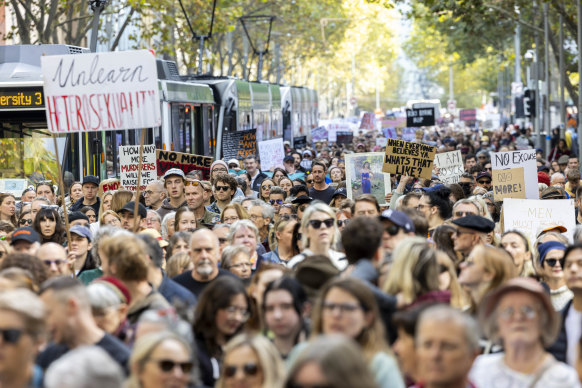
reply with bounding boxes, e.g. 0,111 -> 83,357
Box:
491,149 -> 538,199
376,137 -> 388,147
119,144 -> 156,191
258,138 -> 284,171
41,50 -> 161,133
434,150 -> 463,184
503,198 -> 575,244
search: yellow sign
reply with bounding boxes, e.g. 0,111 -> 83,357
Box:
0,87 -> 44,109
382,139 -> 436,180
492,167 -> 526,201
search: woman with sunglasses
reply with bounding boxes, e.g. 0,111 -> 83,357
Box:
0,193 -> 17,227
33,208 -> 65,245
126,331 -> 197,388
288,203 -> 346,270
194,276 -> 251,387
263,217 -> 299,265
298,278 -> 405,388
216,333 -> 285,388
536,241 -> 572,311
259,179 -> 275,202
17,209 -> 34,228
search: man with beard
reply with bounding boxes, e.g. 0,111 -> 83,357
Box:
172,228 -> 232,297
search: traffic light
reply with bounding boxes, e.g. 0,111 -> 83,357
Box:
523,89 -> 536,118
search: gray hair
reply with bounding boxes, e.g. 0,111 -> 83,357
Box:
44,346 -> 124,388
221,245 -> 251,270
86,282 -> 125,310
32,196 -> 50,206
137,309 -> 194,344
269,186 -> 287,199
550,172 -> 565,184
146,209 -> 162,223
90,226 -> 130,262
250,199 -> 275,220
161,211 -> 176,240
228,219 -> 260,244
417,305 -> 480,354
148,179 -> 166,191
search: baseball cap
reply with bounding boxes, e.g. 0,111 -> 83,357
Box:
119,201 -> 148,219
10,227 -> 40,245
139,228 -> 169,248
227,159 -> 240,168
283,155 -> 295,164
68,211 -> 89,223
476,171 -> 492,181
163,168 -> 185,180
379,209 -> 415,233
292,195 -> 313,205
332,188 -> 347,199
82,175 -> 99,186
70,225 -> 93,241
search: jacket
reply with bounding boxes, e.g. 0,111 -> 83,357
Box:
547,299 -> 572,363
156,198 -> 187,219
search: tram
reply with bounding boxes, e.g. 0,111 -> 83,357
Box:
0,44 -> 318,194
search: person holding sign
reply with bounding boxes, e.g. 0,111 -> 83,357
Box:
156,169 -> 187,220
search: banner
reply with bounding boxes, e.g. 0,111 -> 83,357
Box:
381,117 -> 406,129
222,129 -> 257,161
41,50 -> 161,133
503,198 -> 575,244
360,112 -> 376,130
258,138 -> 284,171
336,131 -> 354,145
406,107 -> 435,127
402,128 -> 416,141
119,145 -> 156,191
345,152 -> 391,205
491,149 -> 538,199
382,139 -> 436,179
311,126 -> 328,142
98,178 -> 120,197
459,109 -> 477,122
293,136 -> 307,150
434,150 -> 463,184
156,150 -> 213,180
492,167 -> 526,201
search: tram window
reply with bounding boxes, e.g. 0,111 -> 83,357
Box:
171,104 -> 192,153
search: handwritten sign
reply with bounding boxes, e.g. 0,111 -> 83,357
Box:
491,149 -> 538,199
119,145 -> 156,191
406,108 -> 435,127
492,167 -> 526,201
383,128 -> 398,139
98,178 -> 120,197
360,113 -> 376,130
258,138 -> 284,171
503,198 -> 575,244
382,139 -> 436,179
156,150 -> 213,180
41,50 -> 161,133
336,131 -> 354,145
402,128 -> 416,141
293,136 -> 307,150
222,129 -> 257,161
434,150 -> 463,184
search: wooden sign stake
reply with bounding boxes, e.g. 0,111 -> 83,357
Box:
133,129 -> 146,232
52,135 -> 72,250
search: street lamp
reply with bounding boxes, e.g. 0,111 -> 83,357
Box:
88,0 -> 109,52
177,0 -> 217,74
239,15 -> 275,82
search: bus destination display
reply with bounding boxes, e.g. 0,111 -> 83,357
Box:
0,87 -> 44,109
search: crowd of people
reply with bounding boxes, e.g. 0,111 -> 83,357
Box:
1,124 -> 582,387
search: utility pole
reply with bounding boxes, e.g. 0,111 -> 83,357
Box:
89,1 -> 108,52
449,64 -> 454,102
544,2 -> 551,155
559,4 -> 566,134
514,22 -> 521,85
533,0 -> 541,148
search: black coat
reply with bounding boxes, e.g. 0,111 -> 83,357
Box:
547,299 -> 571,363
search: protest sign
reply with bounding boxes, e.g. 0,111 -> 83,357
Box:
406,107 -> 435,127
98,178 -> 120,197
491,149 -> 538,199
381,117 -> 406,128
503,198 -> 575,244
328,127 -> 337,143
222,129 -> 257,161
336,131 -> 354,145
433,150 -> 463,184
383,128 -> 398,139
311,126 -> 328,142
258,138 -> 284,171
119,145 -> 156,191
345,152 -> 391,205
460,109 -> 477,123
402,128 -> 416,141
492,167 -> 526,201
156,150 -> 213,180
41,50 -> 161,133
360,112 -> 376,130
376,137 -> 388,147
382,139 -> 436,179
293,136 -> 307,150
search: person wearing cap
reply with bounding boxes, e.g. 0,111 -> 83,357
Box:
10,226 -> 41,255
300,150 -> 313,171
37,242 -> 72,278
244,155 -> 268,192
156,168 -> 187,220
70,175 -> 101,216
68,224 -> 98,276
68,211 -> 90,228
118,201 -> 147,231
557,154 -> 570,173
475,171 -> 492,191
470,277 -> 580,387
227,159 -> 241,172
209,160 -> 229,184
379,209 -> 415,254
329,187 -> 347,208
536,241 -> 572,311
451,215 -> 495,258
283,155 -> 297,175
143,180 -> 166,211
291,195 -> 313,221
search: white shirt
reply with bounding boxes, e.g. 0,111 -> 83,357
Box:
287,249 -> 348,271
566,304 -> 582,365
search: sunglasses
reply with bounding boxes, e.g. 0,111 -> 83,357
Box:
308,218 -> 334,229
185,179 -> 202,187
19,219 -> 33,226
477,180 -> 491,184
454,211 -> 477,218
36,180 -> 53,187
261,184 -> 273,190
0,328 -> 23,344
215,185 -> 231,192
224,362 -> 259,378
337,219 -> 349,227
151,359 -> 193,374
270,199 -> 284,205
544,258 -> 565,268
305,180 -> 314,184
385,224 -> 400,236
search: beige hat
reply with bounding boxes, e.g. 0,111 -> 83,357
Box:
138,228 -> 169,248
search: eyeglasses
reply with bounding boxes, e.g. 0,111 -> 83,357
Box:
337,219 -> 349,227
213,168 -> 228,173
215,185 -> 231,192
498,305 -> 538,321
261,184 -> 273,190
308,218 -> 334,229
270,199 -> 284,205
454,211 -> 477,218
280,214 -> 298,221
322,302 -> 362,314
225,306 -> 250,321
185,179 -> 202,187
19,219 -> 33,226
249,214 -> 263,221
417,203 -> 431,210
43,259 -> 67,267
385,224 -> 400,236
544,258 -> 565,268
224,362 -> 259,378
477,180 -> 491,185
150,359 -> 194,374
0,328 -> 23,344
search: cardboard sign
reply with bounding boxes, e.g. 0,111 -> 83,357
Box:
503,198 -> 575,244
336,131 -> 354,145
492,167 -> 526,201
222,129 -> 257,161
406,108 -> 435,127
119,145 -> 156,191
311,126 -> 328,142
491,149 -> 538,199
293,136 -> 307,149
434,150 -> 463,184
258,138 -> 284,171
382,139 -> 436,179
360,112 -> 376,130
98,178 -> 120,197
156,150 -> 213,180
41,50 -> 161,133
